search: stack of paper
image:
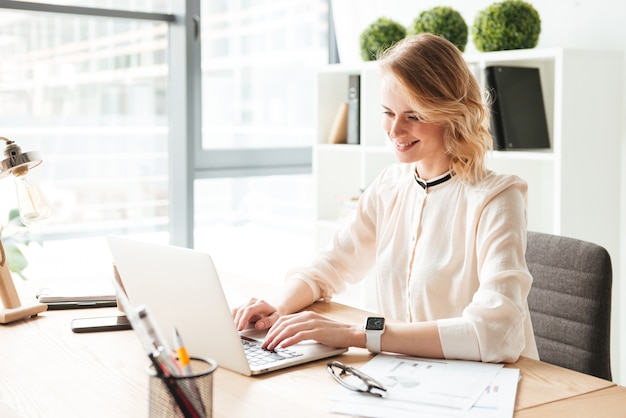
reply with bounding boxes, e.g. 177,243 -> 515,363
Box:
329,354 -> 519,418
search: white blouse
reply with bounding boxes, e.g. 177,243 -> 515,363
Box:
287,162 -> 539,363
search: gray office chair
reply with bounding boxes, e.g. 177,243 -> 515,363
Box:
525,231 -> 613,381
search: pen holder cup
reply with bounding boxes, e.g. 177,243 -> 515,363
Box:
147,357 -> 217,418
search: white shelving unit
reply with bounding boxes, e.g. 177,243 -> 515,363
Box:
314,61 -> 393,249
314,49 -> 623,269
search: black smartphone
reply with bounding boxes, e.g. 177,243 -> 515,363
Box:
71,315 -> 132,333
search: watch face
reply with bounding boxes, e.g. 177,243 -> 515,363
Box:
366,317 -> 385,331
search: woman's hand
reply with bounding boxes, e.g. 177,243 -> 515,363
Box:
262,311 -> 359,351
232,297 -> 281,331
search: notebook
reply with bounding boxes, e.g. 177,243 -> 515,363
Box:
485,65 -> 551,150
106,235 -> 348,376
37,282 -> 118,310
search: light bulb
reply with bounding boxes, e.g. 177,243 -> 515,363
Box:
14,172 -> 52,226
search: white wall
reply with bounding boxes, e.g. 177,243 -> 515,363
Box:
332,0 -> 626,385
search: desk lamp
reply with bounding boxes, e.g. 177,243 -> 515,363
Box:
0,136 -> 50,323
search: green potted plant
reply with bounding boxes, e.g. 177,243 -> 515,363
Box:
472,0 -> 541,52
408,6 -> 468,52
359,17 -> 407,61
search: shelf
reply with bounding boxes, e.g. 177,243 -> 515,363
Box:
314,48 -> 622,263
487,149 -> 555,161
464,47 -> 562,64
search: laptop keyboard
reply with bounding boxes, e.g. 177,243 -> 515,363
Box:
241,335 -> 303,366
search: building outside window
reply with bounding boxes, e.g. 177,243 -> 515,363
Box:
195,1 -> 327,280
0,1 -> 329,283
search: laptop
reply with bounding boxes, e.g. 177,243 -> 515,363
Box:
106,235 -> 347,376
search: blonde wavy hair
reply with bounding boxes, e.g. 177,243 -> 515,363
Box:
377,33 -> 492,183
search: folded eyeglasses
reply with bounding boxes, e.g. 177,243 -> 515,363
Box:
326,360 -> 387,397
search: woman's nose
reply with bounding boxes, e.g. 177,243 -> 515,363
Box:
388,118 -> 407,137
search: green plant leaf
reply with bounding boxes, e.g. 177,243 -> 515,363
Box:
5,244 -> 28,279
8,208 -> 23,224
2,207 -> 40,247
408,6 -> 468,52
472,0 -> 541,52
2,208 -> 38,280
359,17 -> 407,61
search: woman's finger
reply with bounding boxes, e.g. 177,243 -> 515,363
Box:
233,298 -> 277,331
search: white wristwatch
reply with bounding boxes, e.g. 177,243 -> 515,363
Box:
364,317 -> 385,353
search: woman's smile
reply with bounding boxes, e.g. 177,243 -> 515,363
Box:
394,139 -> 420,152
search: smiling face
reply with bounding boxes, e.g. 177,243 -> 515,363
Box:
380,73 -> 450,179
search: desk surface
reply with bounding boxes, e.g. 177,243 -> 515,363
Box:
1,283 -> 623,417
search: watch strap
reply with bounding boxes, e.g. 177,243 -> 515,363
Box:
366,331 -> 382,353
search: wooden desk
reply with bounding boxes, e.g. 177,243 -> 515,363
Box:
0,299 -> 622,417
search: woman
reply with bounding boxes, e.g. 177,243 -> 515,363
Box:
233,33 -> 538,363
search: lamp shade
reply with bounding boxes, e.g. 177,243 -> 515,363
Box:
0,150 -> 43,178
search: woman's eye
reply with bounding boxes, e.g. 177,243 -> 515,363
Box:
408,115 -> 420,121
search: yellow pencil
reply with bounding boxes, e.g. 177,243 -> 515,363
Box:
173,327 -> 192,375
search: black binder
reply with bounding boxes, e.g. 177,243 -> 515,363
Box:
485,66 -> 550,150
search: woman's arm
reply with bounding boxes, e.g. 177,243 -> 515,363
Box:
439,179 -> 533,363
262,311 -> 444,359
275,277 -> 317,316
382,322 -> 444,358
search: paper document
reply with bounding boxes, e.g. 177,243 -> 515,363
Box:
329,354 -> 507,417
467,367 -> 519,417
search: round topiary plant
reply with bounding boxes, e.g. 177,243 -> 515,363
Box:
359,17 -> 407,61
408,6 -> 468,52
472,0 -> 541,52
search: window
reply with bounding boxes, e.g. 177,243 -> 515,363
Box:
0,6 -> 171,279
0,12 -> 168,237
0,1 -> 330,283
194,175 -> 315,282
192,1 -> 329,280
200,0 -> 328,150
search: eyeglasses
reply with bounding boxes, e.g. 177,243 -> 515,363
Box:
326,360 -> 387,397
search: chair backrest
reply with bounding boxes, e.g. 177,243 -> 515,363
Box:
526,231 -> 613,381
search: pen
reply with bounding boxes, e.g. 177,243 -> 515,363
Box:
173,327 -> 193,376
173,327 -> 207,416
137,307 -> 181,376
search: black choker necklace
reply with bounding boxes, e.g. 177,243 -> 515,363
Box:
414,172 -> 453,190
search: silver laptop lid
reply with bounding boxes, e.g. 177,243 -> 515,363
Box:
107,235 -> 253,376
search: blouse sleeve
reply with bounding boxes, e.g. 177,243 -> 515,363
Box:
284,171 -> 382,301
438,180 -> 533,363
